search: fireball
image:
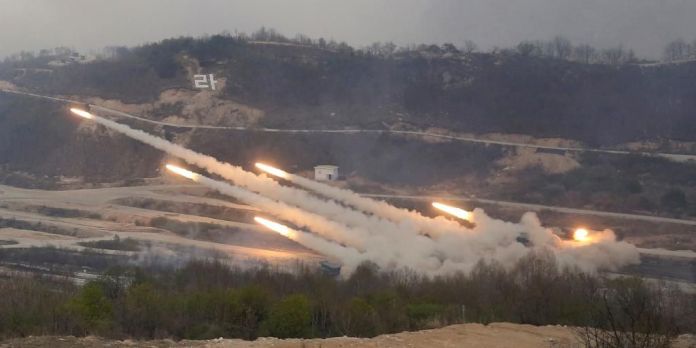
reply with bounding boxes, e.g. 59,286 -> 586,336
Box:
573,228 -> 590,242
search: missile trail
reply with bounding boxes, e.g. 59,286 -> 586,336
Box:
255,216 -> 364,273
432,202 -> 472,221
164,165 -> 444,272
255,162 -> 469,237
164,164 -> 369,249
67,109 -> 641,275
69,109 -> 431,244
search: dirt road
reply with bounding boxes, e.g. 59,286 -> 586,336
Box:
363,193 -> 696,227
2,88 -> 695,163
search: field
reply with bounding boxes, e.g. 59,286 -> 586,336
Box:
0,181 -> 324,275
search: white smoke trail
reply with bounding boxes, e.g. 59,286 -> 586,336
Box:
257,164 -> 468,237
76,111 -> 428,242
168,165 -> 441,272
168,166 -> 369,249
75,110 -> 448,272
197,171 -> 445,273
254,164 -> 639,273
72,109 -> 640,275
254,217 -> 365,275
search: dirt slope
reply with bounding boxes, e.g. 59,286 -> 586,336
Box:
2,323 -> 695,348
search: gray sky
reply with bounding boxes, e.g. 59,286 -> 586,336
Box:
1,0 -> 695,59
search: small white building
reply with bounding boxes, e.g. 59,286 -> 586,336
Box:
314,165 -> 339,181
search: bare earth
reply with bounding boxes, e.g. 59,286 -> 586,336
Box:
0,183 -> 322,265
1,323 -> 694,348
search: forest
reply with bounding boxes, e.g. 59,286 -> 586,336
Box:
0,250 -> 693,345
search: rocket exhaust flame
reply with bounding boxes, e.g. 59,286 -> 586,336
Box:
255,216 -> 293,238
165,164 -> 199,181
573,228 -> 590,242
255,162 -> 288,178
70,108 -> 94,119
432,202 -> 472,221
253,216 -> 364,274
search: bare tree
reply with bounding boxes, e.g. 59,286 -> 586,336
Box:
38,49 -> 53,57
601,46 -> 628,65
517,41 -> 540,57
574,44 -> 597,64
294,33 -> 312,46
462,40 -> 478,54
663,39 -> 689,62
574,278 -> 680,348
552,36 -> 573,60
382,42 -> 397,56
365,42 -> 397,57
442,43 -> 461,55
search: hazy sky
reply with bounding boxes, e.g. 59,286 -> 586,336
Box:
1,0 -> 695,58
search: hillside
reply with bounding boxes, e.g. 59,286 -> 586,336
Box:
3,35 -> 696,145
1,35 -> 695,224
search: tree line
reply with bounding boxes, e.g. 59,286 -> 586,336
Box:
0,250 -> 693,346
514,37 -> 638,65
6,28 -> 695,67
663,38 -> 696,62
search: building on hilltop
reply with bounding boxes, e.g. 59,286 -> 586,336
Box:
314,165 -> 339,181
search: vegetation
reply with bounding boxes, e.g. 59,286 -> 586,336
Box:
0,252 -> 692,343
78,236 -> 144,252
0,217 -> 81,237
114,198 -> 254,223
0,247 -> 130,272
148,101 -> 184,121
663,38 -> 696,62
148,216 -> 242,243
0,97 -> 162,182
574,278 -> 682,348
35,205 -> 102,219
496,153 -> 696,218
3,31 -> 696,144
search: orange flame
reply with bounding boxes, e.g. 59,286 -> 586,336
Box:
165,164 -> 199,181
573,228 -> 590,242
254,216 -> 293,238
255,162 -> 288,178
70,108 -> 93,119
432,202 -> 472,221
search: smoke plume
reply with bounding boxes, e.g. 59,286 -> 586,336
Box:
74,109 -> 640,276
